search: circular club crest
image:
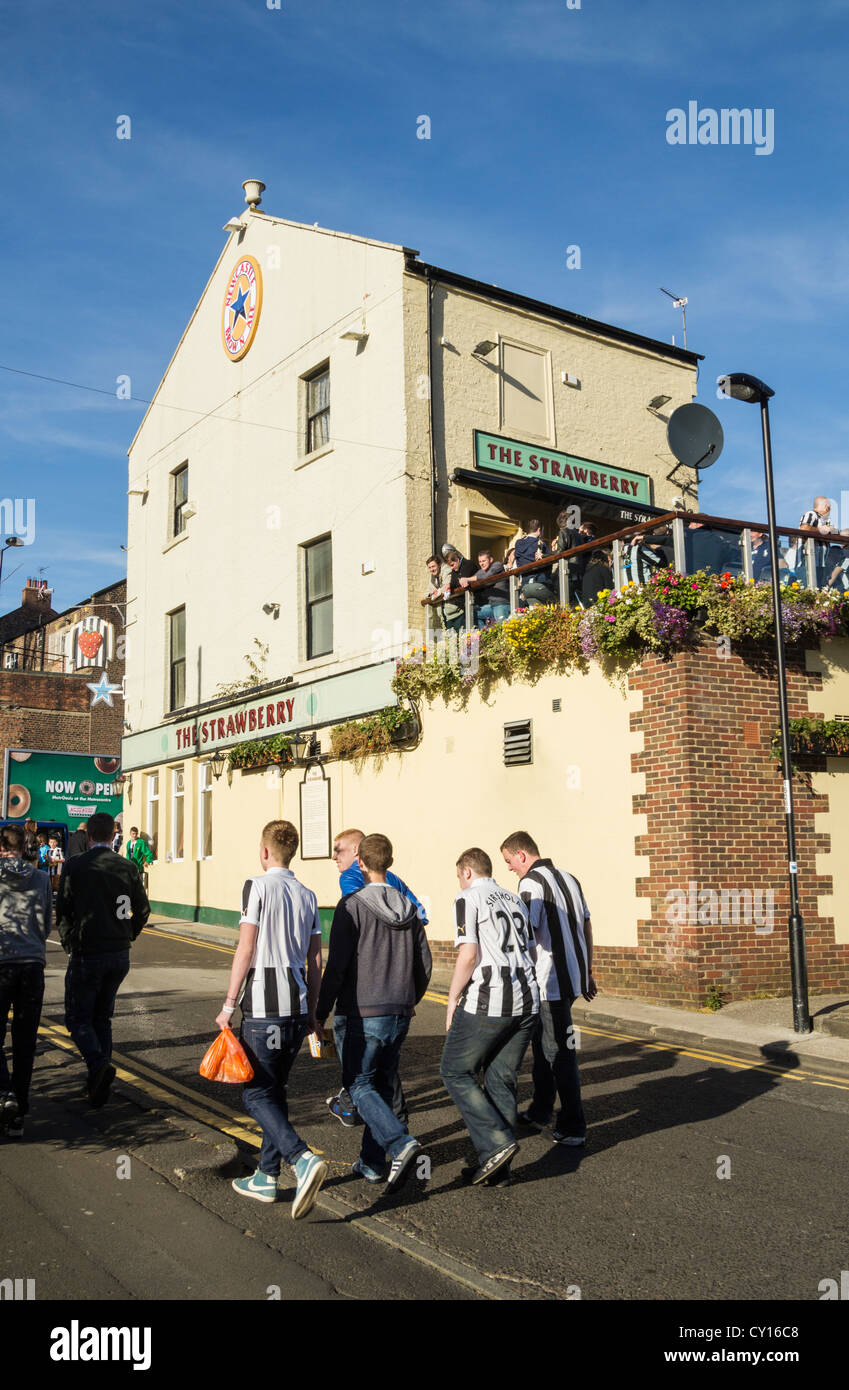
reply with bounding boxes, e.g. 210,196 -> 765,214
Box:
221,256 -> 262,361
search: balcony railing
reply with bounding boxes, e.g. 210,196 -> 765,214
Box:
422,511 -> 846,632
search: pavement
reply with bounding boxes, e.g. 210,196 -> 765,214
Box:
149,914 -> 849,1080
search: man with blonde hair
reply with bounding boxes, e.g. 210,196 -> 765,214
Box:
216,820 -> 326,1219
317,833 -> 432,1188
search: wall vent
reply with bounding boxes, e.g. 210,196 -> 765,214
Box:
504,719 -> 532,766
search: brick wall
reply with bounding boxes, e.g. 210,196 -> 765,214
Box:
593,636 -> 847,1007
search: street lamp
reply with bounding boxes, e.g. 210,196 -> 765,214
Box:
718,372 -> 810,1034
0,536 -> 25,594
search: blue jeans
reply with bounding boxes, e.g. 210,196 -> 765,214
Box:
476,602 -> 510,625
334,1014 -> 408,1124
240,1016 -> 309,1175
64,950 -> 130,1079
520,582 -> 557,608
528,999 -> 586,1136
440,1009 -> 537,1163
342,1015 -> 412,1171
0,961 -> 45,1114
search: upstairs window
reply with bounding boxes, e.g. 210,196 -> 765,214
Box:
306,366 -> 330,453
304,536 -> 333,659
172,464 -> 189,537
169,607 -> 186,711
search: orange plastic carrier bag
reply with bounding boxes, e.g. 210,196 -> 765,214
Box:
199,1027 -> 254,1083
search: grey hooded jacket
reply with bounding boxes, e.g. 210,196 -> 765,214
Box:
0,857 -> 52,965
317,882 -> 432,1020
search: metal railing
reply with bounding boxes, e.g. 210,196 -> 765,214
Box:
422,511 -> 845,632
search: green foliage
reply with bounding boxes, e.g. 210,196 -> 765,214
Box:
703,983 -> 724,1012
393,569 -> 849,707
215,639 -> 270,698
330,706 -> 417,761
228,733 -> 292,769
771,717 -> 849,760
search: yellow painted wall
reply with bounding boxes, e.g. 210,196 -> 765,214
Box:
126,663 -> 649,944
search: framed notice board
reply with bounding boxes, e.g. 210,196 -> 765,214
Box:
299,764 -> 331,859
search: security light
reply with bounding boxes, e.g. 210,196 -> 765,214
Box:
648,394 -> 672,410
472,340 -> 498,358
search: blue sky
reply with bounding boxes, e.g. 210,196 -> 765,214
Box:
2,0 -> 848,612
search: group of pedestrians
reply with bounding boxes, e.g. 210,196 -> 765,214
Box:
1,807 -> 594,1225
0,813 -> 149,1138
216,820 -> 594,1219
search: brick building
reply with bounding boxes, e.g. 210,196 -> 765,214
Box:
0,579 -> 126,815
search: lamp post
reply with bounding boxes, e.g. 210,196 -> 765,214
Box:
0,536 -> 25,594
718,372 -> 810,1034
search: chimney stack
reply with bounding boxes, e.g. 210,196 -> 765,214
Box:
21,578 -> 51,608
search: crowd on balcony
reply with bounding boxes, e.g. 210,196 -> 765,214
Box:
423,495 -> 849,633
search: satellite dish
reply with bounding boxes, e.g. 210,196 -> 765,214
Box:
667,403 -> 724,470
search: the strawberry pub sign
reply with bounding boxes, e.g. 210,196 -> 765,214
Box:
222,256 -> 263,361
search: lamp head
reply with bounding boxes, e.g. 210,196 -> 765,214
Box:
717,373 -> 774,404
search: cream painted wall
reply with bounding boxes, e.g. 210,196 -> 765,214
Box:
422,279 -> 699,555
806,639 -> 849,944
130,664 -> 649,946
126,216 -> 411,738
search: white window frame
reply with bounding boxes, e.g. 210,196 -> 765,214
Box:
171,765 -> 185,862
146,773 -> 159,861
198,761 -> 213,860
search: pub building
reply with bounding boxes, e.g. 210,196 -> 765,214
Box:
122,180 -> 849,1003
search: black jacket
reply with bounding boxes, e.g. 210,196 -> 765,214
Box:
67,829 -> 89,859
316,883 -> 432,1020
56,846 -> 150,955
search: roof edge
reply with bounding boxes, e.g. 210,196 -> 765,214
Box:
405,256 -> 703,365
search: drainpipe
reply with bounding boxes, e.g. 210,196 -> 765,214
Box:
424,266 -> 438,556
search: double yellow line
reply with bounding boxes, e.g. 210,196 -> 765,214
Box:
143,924 -> 849,1094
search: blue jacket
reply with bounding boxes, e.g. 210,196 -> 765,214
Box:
339,863 -> 428,925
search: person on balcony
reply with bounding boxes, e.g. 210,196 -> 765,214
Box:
684,521 -> 734,575
581,549 -> 614,606
799,498 -> 846,586
474,549 -> 511,624
515,520 -> 557,608
424,555 -> 447,630
441,546 -> 478,632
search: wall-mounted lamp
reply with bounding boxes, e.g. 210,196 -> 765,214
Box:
262,602 -> 280,618
208,751 -> 228,781
472,340 -> 498,359
648,394 -> 672,411
289,731 -> 321,765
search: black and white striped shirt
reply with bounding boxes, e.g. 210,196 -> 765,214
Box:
454,878 -> 539,1018
519,859 -> 591,1003
239,868 -> 322,1019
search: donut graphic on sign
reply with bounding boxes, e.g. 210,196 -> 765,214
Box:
221,256 -> 262,361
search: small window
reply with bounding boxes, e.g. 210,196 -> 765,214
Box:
169,607 -> 186,711
172,464 -> 189,537
304,536 -> 333,659
172,766 -> 185,861
504,719 -> 533,766
198,761 -> 213,860
305,365 -> 330,453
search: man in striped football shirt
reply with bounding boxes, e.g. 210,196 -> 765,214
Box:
501,830 -> 596,1147
215,820 -> 326,1219
440,847 -> 539,1187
